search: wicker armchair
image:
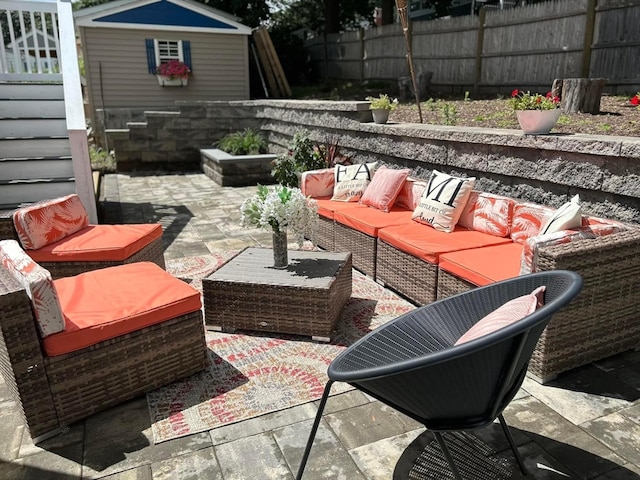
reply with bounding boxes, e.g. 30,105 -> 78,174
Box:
11,194 -> 165,279
296,271 -> 583,480
0,261 -> 208,443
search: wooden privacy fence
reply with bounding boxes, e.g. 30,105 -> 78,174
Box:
305,0 -> 640,95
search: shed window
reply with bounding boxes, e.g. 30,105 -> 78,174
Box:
145,39 -> 192,74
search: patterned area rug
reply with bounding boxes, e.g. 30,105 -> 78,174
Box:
147,253 -> 416,444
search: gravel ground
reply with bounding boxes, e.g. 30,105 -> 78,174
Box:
386,95 -> 640,137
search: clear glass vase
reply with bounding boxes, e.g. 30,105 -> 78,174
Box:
272,230 -> 288,269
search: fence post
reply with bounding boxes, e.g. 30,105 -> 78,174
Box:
359,27 -> 365,84
581,0 -> 596,78
474,7 -> 486,97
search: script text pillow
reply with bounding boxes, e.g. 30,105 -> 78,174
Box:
0,240 -> 65,337
360,166 -> 411,212
13,194 -> 89,250
412,170 -> 476,233
455,286 -> 545,345
331,162 -> 377,202
539,194 -> 582,235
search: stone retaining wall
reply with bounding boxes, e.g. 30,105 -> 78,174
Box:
103,100 -> 640,223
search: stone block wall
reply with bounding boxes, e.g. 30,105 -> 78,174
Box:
102,99 -> 640,223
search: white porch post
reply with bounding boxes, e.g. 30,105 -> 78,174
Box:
57,0 -> 98,223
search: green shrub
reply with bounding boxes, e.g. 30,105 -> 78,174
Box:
217,129 -> 267,155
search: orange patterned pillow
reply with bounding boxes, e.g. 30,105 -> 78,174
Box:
455,286 -> 545,345
510,202 -> 556,244
300,168 -> 335,198
458,191 -> 515,237
0,240 -> 65,337
360,166 -> 411,212
13,194 -> 89,250
520,229 -> 595,275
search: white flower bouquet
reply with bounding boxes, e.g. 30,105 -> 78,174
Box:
241,184 -> 318,244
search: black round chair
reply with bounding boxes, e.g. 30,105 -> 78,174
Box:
295,270 -> 583,480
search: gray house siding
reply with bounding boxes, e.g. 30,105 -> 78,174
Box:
81,26 -> 249,114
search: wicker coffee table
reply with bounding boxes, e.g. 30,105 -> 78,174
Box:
202,248 -> 352,342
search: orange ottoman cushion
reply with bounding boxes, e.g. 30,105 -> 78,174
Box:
44,262 -> 201,356
439,243 -> 523,287
28,224 -> 162,262
378,223 -> 512,264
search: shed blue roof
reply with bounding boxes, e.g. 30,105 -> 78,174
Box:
96,0 -> 236,29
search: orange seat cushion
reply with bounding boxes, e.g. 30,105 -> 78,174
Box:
44,262 -> 201,356
27,224 -> 162,262
315,198 -> 364,220
378,222 -> 513,264
439,243 -> 524,287
334,206 -> 414,237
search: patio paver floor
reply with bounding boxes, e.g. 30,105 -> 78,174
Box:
1,172 -> 638,479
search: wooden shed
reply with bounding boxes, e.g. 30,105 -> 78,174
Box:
74,0 -> 252,123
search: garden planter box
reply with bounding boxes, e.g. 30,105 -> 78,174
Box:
200,148 -> 276,186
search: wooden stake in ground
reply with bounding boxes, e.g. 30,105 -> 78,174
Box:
396,0 -> 423,123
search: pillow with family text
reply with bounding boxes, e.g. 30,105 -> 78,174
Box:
411,170 -> 476,232
331,162 -> 378,202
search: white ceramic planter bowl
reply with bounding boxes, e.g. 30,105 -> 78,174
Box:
516,109 -> 561,135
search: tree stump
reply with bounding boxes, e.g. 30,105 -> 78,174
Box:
551,78 -> 607,114
397,71 -> 433,101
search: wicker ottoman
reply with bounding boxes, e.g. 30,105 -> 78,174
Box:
203,248 -> 352,342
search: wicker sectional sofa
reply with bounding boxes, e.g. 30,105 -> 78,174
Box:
301,168 -> 640,383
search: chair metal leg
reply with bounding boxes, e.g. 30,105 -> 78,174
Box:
434,432 -> 463,480
498,414 -> 527,476
295,380 -> 334,480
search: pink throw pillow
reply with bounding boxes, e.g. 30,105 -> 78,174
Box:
0,240 -> 65,337
455,286 -> 546,345
300,168 -> 335,198
360,166 -> 411,212
395,177 -> 427,210
13,194 -> 89,250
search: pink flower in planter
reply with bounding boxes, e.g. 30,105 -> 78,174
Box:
156,60 -> 191,80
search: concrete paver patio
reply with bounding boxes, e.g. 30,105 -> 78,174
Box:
1,172 -> 638,479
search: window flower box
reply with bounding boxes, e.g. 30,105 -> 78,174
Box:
156,75 -> 188,87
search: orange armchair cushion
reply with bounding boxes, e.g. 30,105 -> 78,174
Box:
44,262 -> 201,356
27,224 -> 162,262
314,198 -> 365,220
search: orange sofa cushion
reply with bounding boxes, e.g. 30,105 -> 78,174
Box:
439,243 -> 524,287
334,206 -> 414,237
378,223 -> 512,264
44,262 -> 201,356
27,224 -> 162,262
315,198 -> 366,220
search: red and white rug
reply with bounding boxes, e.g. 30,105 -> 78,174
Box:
147,253 -> 415,444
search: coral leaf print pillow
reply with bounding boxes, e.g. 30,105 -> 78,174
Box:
412,170 -> 476,232
331,162 -> 377,202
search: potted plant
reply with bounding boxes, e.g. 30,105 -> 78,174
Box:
366,93 -> 399,124
240,184 -> 318,268
271,131 -> 351,187
509,89 -> 561,135
155,59 -> 191,87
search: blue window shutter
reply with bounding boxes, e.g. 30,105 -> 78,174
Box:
145,39 -> 156,74
183,40 -> 192,71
